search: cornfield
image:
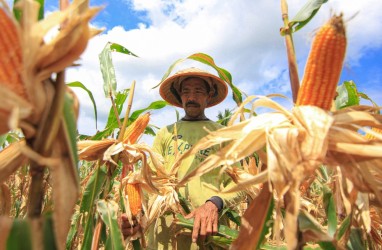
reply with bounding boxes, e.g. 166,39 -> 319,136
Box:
0,0 -> 381,250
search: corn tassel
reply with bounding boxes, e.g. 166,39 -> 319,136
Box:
0,7 -> 26,99
123,113 -> 150,144
296,14 -> 347,110
125,183 -> 142,217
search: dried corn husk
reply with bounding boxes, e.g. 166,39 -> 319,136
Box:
169,95 -> 382,249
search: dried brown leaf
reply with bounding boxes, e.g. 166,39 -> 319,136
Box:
0,140 -> 28,183
231,183 -> 272,250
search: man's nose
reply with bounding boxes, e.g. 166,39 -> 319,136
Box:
186,92 -> 197,101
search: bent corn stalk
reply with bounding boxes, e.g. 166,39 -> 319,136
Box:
296,14 -> 347,110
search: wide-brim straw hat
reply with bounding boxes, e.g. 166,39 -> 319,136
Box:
159,67 -> 228,108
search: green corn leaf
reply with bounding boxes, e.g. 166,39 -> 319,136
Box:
358,92 -> 380,113
110,43 -> 139,57
221,208 -> 241,227
298,210 -> 333,243
323,186 -> 337,237
43,214 -> 57,250
67,81 -> 98,130
91,90 -> 129,140
99,42 -> 118,98
289,0 -> 328,33
99,42 -> 138,98
105,89 -> 129,129
97,200 -> 124,250
318,241 -> 337,250
347,228 -> 366,250
80,165 -> 107,249
63,91 -> 80,168
335,81 -> 360,109
66,212 -> 81,249
188,53 -> 243,106
6,219 -> 32,250
144,125 -> 156,136
80,165 -> 107,213
129,100 -> 168,120
337,215 -> 351,240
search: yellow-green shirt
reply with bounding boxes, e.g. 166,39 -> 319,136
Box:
147,120 -> 239,249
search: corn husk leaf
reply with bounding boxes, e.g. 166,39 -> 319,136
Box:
96,199 -> 124,249
169,95 -> 382,248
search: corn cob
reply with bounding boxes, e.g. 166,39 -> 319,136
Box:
123,113 -> 150,144
365,127 -> 382,140
0,7 -> 26,99
296,14 -> 347,110
125,183 -> 142,217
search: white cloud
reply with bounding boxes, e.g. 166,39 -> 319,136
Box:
61,0 -> 382,142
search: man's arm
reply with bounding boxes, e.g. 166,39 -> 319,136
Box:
184,196 -> 223,243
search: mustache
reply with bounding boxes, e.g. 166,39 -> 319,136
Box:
185,101 -> 200,107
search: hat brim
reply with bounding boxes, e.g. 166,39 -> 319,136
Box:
159,70 -> 228,108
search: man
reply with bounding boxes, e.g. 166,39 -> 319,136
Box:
122,67 -> 239,249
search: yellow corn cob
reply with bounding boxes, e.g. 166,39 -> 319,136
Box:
0,7 -> 26,98
296,14 -> 347,110
125,183 -> 142,217
365,127 -> 382,140
123,113 -> 150,144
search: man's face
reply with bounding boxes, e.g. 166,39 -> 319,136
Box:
180,77 -> 211,119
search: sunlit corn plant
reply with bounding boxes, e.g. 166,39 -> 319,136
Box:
0,0 -> 101,249
66,41 -> 171,249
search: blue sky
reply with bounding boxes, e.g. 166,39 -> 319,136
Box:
8,0 -> 382,143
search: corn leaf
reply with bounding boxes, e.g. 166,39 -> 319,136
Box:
99,42 -> 118,98
13,0 -> 44,21
43,215 -> 57,250
347,228 -> 366,250
67,81 -> 98,130
323,186 -> 337,237
66,212 -> 80,249
337,215 -> 351,240
81,165 -> 107,249
109,42 -> 138,57
188,53 -> 242,106
298,210 -> 333,243
288,0 -> 328,33
358,92 -> 380,113
96,200 -> 124,250
335,81 -> 360,110
6,219 -> 32,249
91,90 -> 129,140
129,100 -> 167,120
80,165 -> 107,213
106,89 -> 128,129
99,42 -> 138,98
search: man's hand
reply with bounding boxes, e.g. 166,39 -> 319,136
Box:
119,214 -> 141,239
184,201 -> 219,243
